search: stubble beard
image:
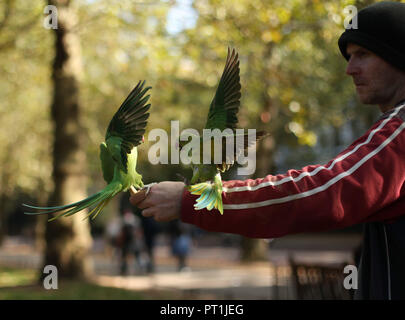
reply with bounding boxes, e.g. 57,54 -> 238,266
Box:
357,85 -> 391,106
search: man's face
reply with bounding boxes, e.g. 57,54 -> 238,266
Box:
345,43 -> 405,111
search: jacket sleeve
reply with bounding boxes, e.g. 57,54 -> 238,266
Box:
180,111 -> 405,239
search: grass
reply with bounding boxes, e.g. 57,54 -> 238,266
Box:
0,281 -> 146,300
0,267 -> 146,300
0,266 -> 37,287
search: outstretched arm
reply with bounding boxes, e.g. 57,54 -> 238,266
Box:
180,110 -> 405,238
131,107 -> 405,239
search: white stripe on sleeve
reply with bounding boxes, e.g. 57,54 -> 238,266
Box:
223,121 -> 405,210
223,104 -> 405,194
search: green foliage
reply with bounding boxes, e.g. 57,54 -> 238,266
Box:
180,0 -> 376,150
0,0 -> 53,202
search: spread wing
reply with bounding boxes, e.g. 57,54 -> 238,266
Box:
217,131 -> 268,172
204,47 -> 241,131
105,80 -> 151,172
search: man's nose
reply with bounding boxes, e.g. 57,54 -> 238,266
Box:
346,57 -> 360,76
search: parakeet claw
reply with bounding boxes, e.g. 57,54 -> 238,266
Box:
189,177 -> 223,214
130,182 -> 156,197
143,182 -> 157,196
130,186 -> 138,195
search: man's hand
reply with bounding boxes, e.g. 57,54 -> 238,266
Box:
130,181 -> 185,222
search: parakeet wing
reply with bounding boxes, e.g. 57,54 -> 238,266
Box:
217,131 -> 268,172
99,142 -> 115,184
204,47 -> 241,131
105,80 -> 151,171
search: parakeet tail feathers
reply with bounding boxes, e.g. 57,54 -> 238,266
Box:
189,179 -> 223,215
22,192 -> 101,212
23,183 -> 122,221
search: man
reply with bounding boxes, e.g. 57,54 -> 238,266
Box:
131,2 -> 405,299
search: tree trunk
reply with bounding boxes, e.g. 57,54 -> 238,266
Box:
0,195 -> 7,246
42,0 -> 92,280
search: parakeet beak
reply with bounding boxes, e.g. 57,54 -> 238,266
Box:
142,135 -> 145,143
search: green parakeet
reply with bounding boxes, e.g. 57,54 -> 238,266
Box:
23,80 -> 151,221
179,48 -> 266,214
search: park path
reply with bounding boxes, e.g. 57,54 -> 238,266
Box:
0,233 -> 361,299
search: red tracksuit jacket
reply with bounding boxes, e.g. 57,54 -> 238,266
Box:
180,101 -> 405,299
181,103 -> 405,238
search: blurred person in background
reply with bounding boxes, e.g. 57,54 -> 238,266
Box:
132,205 -> 160,274
168,220 -> 192,272
118,195 -> 143,275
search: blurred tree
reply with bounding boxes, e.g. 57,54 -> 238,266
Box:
42,0 -> 92,280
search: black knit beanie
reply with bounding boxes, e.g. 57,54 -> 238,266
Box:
338,1 -> 405,72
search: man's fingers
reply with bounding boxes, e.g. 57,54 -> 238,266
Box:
129,188 -> 147,206
142,207 -> 155,218
137,200 -> 150,210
